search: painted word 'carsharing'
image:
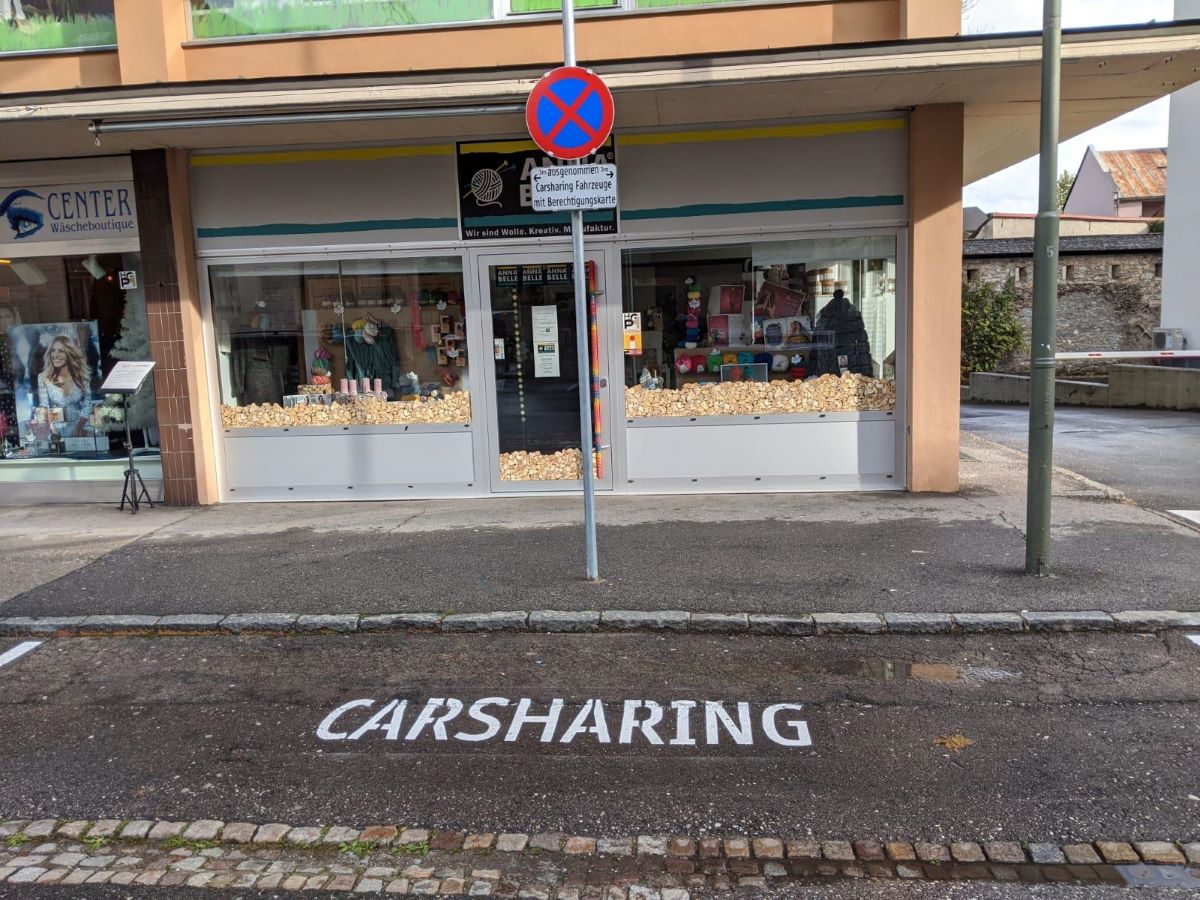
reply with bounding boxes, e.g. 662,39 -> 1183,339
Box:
316,698 -> 811,748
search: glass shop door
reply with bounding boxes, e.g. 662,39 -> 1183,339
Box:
477,251 -> 612,492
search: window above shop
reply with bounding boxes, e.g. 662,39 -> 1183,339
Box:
187,0 -> 760,41
0,1 -> 116,54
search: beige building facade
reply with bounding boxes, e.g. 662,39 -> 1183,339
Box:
2,1 -> 1199,505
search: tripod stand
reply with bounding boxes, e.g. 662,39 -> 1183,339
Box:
119,392 -> 153,514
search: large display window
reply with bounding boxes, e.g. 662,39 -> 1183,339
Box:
211,256 -> 472,430
620,235 -> 897,419
1,252 -> 158,468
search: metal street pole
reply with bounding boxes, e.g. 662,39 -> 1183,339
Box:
1025,0 -> 1062,576
562,0 -> 600,581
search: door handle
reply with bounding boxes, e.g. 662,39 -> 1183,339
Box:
598,377 -> 608,389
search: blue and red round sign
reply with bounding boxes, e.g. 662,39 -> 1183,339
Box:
525,66 -> 615,160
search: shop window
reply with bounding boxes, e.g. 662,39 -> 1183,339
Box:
1,253 -> 158,469
190,0 -> 491,39
211,256 -> 470,430
621,235 -> 897,419
0,1 -> 116,53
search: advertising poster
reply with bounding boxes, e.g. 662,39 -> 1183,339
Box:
7,321 -> 104,451
531,305 -> 560,378
457,139 -> 617,241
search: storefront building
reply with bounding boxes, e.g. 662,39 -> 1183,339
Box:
0,155 -> 162,501
3,1 -> 1199,505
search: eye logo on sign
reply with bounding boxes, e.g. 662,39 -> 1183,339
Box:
525,66 -> 615,161
0,189 -> 46,240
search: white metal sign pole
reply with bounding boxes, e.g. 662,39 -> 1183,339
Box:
562,0 -> 600,582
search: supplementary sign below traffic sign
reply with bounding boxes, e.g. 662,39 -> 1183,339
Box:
525,66 -> 615,160
530,164 -> 618,212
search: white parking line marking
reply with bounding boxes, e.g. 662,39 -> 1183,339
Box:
1169,510 -> 1200,526
1187,635 -> 1200,649
0,640 -> 43,669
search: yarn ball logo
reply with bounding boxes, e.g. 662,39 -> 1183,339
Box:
0,189 -> 46,241
463,162 -> 512,209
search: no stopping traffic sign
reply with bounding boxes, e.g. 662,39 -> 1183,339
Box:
525,66 -> 615,160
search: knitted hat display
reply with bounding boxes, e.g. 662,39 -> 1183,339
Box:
707,351 -> 723,373
692,355 -> 709,373
771,353 -> 790,373
737,351 -> 754,365
675,355 -> 693,374
754,353 -> 773,366
722,352 -> 738,365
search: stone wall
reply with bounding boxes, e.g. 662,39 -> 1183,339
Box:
962,252 -> 1162,375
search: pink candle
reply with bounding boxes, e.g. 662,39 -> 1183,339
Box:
373,378 -> 382,393
362,377 -> 371,393
348,381 -> 357,396
339,378 -> 349,394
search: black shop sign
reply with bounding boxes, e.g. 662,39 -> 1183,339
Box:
456,139 -> 617,241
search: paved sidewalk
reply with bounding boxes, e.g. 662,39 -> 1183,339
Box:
1,434 -> 1196,617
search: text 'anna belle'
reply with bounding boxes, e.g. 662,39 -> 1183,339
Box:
316,697 -> 812,748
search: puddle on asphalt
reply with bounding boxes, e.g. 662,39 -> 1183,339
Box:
796,657 -> 1021,684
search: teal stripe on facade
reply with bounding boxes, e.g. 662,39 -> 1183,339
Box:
622,195 -> 905,221
462,212 -> 612,227
197,218 -> 458,238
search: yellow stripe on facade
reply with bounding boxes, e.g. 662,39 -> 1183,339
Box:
618,118 -> 905,148
190,145 -> 454,167
459,139 -> 541,154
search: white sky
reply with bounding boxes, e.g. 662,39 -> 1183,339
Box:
962,0 -> 1176,213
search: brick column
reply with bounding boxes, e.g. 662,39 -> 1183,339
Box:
132,149 -> 219,506
907,104 -> 964,493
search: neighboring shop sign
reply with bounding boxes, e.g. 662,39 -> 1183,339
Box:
0,181 -> 137,251
457,140 -> 617,241
531,305 -> 561,378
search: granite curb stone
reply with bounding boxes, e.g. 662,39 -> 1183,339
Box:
220,614 -> 299,634
80,615 -> 160,632
3,609 -> 1200,637
813,613 -> 884,635
156,615 -> 225,632
602,611 -> 689,632
689,614 -> 749,634
294,615 -> 359,633
951,613 -> 1025,633
1021,611 -> 1114,632
528,611 -> 600,632
0,617 -> 85,635
883,613 -> 954,634
747,614 -> 815,636
442,612 -> 529,633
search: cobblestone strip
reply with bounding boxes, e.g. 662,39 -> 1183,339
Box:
3,609 -> 1200,639
0,818 -> 1197,894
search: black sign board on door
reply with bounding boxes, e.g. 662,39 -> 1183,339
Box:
457,139 -> 617,241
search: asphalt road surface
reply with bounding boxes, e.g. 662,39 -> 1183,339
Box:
2,630 -> 1198,843
961,404 -> 1200,513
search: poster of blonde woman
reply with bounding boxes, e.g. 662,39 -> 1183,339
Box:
6,321 -> 104,455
